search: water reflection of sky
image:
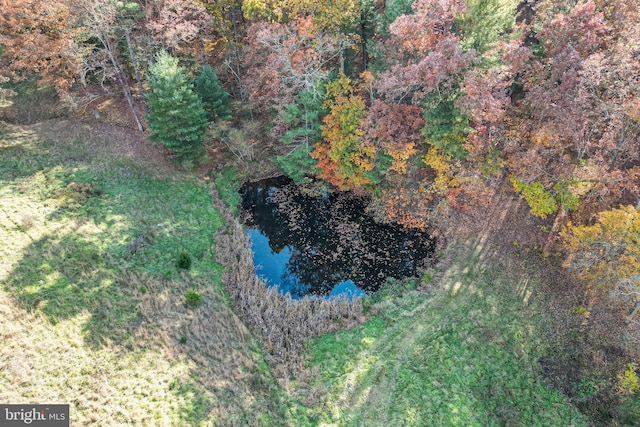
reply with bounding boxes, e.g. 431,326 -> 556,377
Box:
248,228 -> 365,300
241,176 -> 435,299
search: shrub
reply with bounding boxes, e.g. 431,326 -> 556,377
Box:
184,290 -> 203,307
621,363 -> 640,393
618,396 -> 640,425
210,121 -> 258,162
176,251 -> 192,270
50,181 -> 101,208
510,177 -> 557,219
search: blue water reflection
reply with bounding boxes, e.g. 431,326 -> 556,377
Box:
249,228 -> 366,299
241,176 -> 436,299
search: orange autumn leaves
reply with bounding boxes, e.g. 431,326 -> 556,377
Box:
0,0 -> 82,96
312,76 -> 372,191
312,77 -> 426,192
311,76 -> 446,230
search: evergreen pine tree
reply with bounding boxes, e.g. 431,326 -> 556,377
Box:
194,64 -> 232,122
146,51 -> 208,163
273,85 -> 326,184
422,96 -> 472,160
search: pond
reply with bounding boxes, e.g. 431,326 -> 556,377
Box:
240,176 -> 436,299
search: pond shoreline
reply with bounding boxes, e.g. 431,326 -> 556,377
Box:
210,182 -> 363,369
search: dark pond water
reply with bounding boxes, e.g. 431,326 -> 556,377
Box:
240,176 -> 436,299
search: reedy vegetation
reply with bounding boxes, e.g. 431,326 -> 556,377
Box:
0,121 -> 303,425
211,183 -> 363,369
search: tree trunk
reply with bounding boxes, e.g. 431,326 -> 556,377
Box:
107,45 -> 143,132
543,208 -> 567,256
231,7 -> 245,102
360,12 -> 368,71
124,27 -> 148,113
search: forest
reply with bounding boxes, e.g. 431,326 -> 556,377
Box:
1,0 -> 639,425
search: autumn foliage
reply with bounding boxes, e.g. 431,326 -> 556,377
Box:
0,0 -> 81,96
563,206 -> 640,320
312,76 -> 371,191
3,0 -> 640,328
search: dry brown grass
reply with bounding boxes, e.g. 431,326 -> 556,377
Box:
27,119 -> 178,178
211,185 -> 364,373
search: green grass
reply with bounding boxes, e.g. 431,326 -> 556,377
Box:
214,166 -> 241,214
299,246 -> 589,426
1,136 -> 224,343
0,121 -> 305,425
0,118 -> 598,426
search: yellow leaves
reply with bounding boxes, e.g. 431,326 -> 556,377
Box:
423,147 -> 452,175
242,0 -> 274,20
567,177 -> 593,199
385,143 -> 417,175
619,363 -> 640,394
316,74 -> 373,190
324,75 -> 357,107
349,144 -> 376,172
423,147 -> 458,195
359,70 -> 375,88
203,38 -> 226,54
510,177 -> 558,218
243,0 -> 360,30
562,205 -> 640,303
531,126 -> 559,147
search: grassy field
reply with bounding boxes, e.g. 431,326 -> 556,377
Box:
0,120 -> 303,425
294,244 -> 590,426
1,118 -> 618,426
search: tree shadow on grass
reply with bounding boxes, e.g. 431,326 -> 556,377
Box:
4,227 -> 142,349
324,245 -> 589,426
0,120 -> 295,424
4,212 -> 296,426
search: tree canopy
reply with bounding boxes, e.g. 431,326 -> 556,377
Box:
2,0 -> 640,329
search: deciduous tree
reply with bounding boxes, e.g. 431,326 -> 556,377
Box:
76,0 -> 145,130
241,0 -> 360,31
506,0 -> 640,228
148,0 -> 212,60
312,76 -> 371,191
563,205 -> 640,321
0,0 -> 81,97
362,100 -> 424,176
243,16 -> 347,112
